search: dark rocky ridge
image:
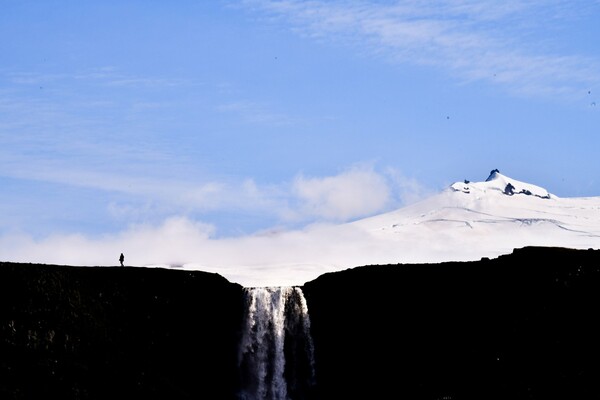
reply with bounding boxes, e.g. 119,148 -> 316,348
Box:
2,246 -> 600,399
302,246 -> 600,400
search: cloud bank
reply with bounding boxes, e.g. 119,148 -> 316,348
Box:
0,215 -> 380,287
0,164 -> 432,287
287,166 -> 391,221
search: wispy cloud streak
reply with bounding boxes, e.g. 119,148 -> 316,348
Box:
217,100 -> 297,126
241,0 -> 600,97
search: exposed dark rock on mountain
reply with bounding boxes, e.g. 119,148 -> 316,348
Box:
2,246 -> 600,399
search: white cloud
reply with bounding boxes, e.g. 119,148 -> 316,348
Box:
0,215 -> 372,287
385,167 -> 435,206
0,217 -> 214,266
0,138 -> 422,225
4,171 -> 597,288
287,165 -> 391,221
0,165 -> 431,279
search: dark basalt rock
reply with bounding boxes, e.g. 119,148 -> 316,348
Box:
2,247 -> 600,399
302,247 -> 600,400
0,263 -> 245,399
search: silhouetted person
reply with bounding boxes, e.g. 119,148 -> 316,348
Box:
119,253 -> 124,267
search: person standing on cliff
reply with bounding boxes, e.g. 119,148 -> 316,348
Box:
119,253 -> 124,267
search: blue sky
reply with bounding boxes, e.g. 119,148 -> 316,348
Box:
1,0 -> 599,253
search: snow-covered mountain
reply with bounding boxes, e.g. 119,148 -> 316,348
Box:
185,169 -> 600,287
350,169 -> 600,263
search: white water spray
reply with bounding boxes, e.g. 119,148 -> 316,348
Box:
238,287 -> 316,400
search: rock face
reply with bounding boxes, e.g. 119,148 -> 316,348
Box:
302,247 -> 600,400
2,247 -> 600,399
0,264 -> 245,399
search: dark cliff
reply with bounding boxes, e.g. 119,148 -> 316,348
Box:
302,246 -> 600,400
0,263 -> 245,399
2,246 -> 600,399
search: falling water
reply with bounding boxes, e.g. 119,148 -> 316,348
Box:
238,287 -> 316,400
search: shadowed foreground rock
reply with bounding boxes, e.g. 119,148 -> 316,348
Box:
302,247 -> 600,400
2,246 -> 600,399
0,264 -> 245,399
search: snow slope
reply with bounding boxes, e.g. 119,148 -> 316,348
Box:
350,169 -> 600,263
181,169 -> 600,287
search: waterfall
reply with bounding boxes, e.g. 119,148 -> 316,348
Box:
238,287 -> 316,400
